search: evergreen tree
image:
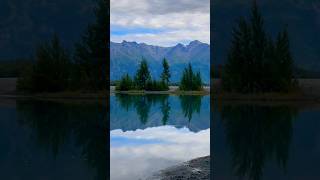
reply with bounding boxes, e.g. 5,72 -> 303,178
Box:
74,0 -> 107,90
115,73 -> 133,91
223,0 -> 294,93
135,58 -> 151,90
18,34 -> 71,92
263,37 -> 277,91
195,72 -> 203,90
250,0 -> 267,91
223,17 -> 251,92
161,58 -> 171,88
179,63 -> 203,91
275,28 -> 294,91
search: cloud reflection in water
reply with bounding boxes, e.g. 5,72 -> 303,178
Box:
110,126 -> 210,180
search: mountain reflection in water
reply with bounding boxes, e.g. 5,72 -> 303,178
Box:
110,94 -> 210,180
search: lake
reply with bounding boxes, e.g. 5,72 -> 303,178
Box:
2,96 -> 318,179
213,101 -> 320,180
110,94 -> 210,180
0,99 -> 107,180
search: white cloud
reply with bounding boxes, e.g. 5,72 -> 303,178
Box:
110,0 -> 209,15
110,0 -> 210,46
110,126 -> 210,180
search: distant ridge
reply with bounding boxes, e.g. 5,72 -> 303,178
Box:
110,40 -> 210,83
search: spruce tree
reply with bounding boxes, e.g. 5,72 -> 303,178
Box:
74,0 -> 107,90
223,18 -> 251,92
275,28 -> 293,91
249,0 -> 267,92
195,72 -> 203,91
32,34 -> 70,92
264,37 -> 277,91
161,58 -> 170,89
223,0 -> 294,93
179,63 -> 203,91
135,58 -> 151,90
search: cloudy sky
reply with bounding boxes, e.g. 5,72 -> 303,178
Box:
110,0 -> 210,46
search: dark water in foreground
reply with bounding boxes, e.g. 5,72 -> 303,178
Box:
110,94 -> 210,180
2,96 -> 319,180
0,99 -> 107,180
213,102 -> 320,180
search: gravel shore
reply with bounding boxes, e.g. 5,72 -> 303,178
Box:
147,156 -> 210,180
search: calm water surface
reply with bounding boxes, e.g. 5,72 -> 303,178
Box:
3,96 -> 317,179
0,99 -> 107,180
110,94 -> 210,180
213,102 -> 320,180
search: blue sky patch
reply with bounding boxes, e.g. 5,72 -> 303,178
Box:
111,136 -> 166,147
111,26 -> 165,36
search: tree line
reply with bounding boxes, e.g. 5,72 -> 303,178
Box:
222,1 -> 295,93
115,58 -> 203,91
17,0 -> 107,93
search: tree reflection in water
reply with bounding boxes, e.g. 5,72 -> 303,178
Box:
115,94 -> 169,124
115,94 -> 203,124
161,97 -> 170,125
179,95 -> 202,121
16,100 -> 107,180
221,104 -> 297,180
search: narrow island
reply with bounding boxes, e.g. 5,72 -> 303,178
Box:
0,0 -> 108,100
112,58 -> 209,95
212,1 -> 320,102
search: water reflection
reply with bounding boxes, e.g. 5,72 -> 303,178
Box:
115,94 -> 203,125
179,95 -> 202,121
15,100 -> 107,180
218,104 -> 297,180
161,96 -> 170,125
110,94 -> 210,180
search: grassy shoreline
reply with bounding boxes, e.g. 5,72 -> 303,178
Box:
212,91 -> 320,101
2,78 -> 320,101
111,90 -> 210,96
110,85 -> 210,95
0,91 -> 108,100
211,78 -> 320,101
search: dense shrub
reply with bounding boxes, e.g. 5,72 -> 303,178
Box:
17,35 -> 71,93
179,63 -> 203,91
115,74 -> 134,91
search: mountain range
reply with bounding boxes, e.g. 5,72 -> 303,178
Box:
2,0 -> 320,78
110,40 -> 210,83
